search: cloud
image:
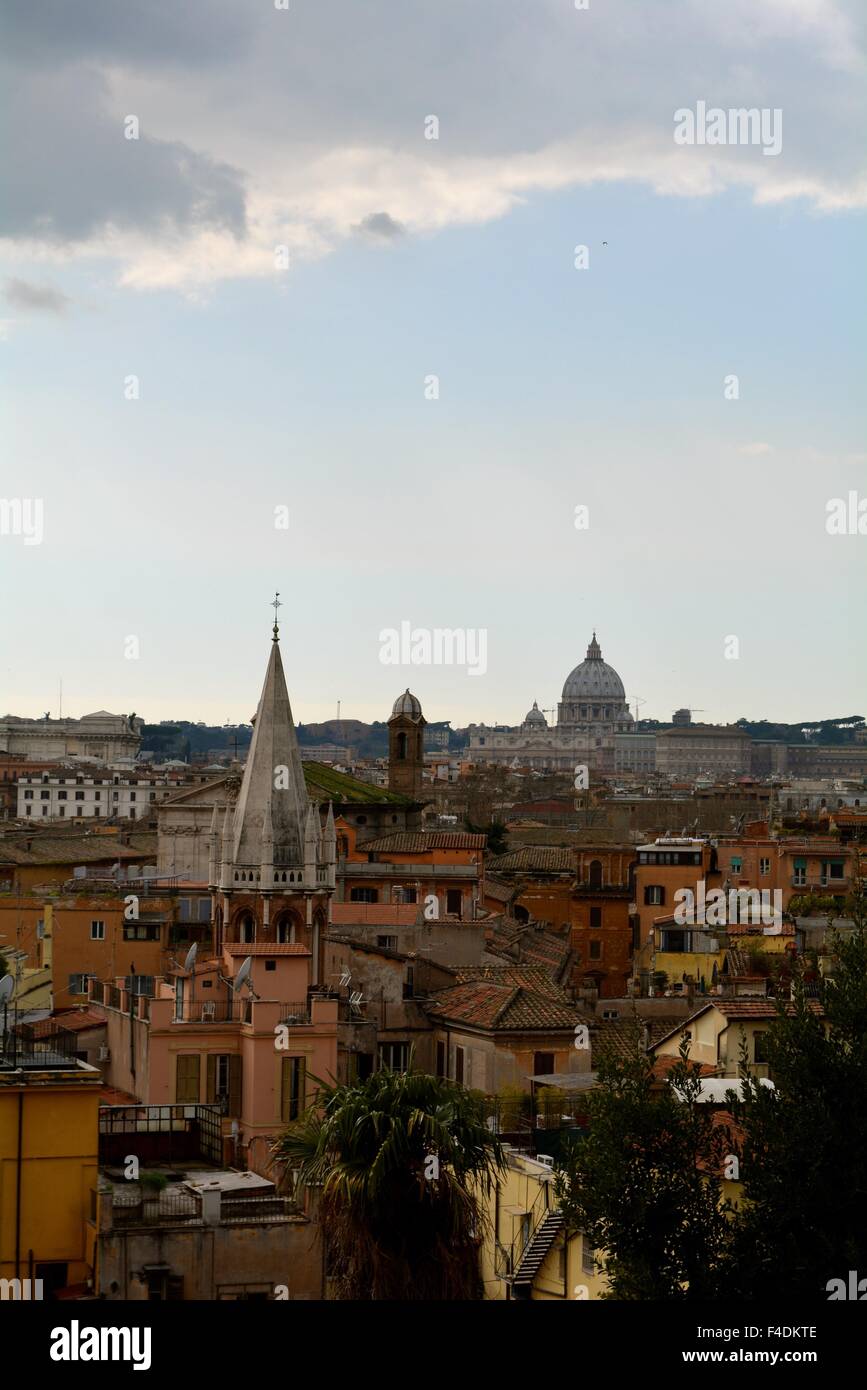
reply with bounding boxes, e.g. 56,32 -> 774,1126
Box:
738,442 -> 773,456
352,212 -> 406,240
4,277 -> 71,314
1,0 -> 863,291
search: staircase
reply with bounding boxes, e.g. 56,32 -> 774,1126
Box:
511,1209 -> 564,1294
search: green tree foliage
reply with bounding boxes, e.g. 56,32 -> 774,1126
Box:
272,1065 -> 504,1300
555,1032 -> 735,1299
728,888 -> 867,1298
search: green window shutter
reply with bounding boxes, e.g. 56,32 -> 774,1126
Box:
176,1054 -> 200,1104
228,1054 -> 242,1117
281,1057 -> 306,1122
794,857 -> 807,869
206,1053 -> 217,1103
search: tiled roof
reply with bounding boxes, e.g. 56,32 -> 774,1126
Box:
454,964 -> 571,1000
483,875 -> 516,903
591,1016 -> 687,1060
29,1008 -> 107,1036
649,998 -> 825,1049
223,943 -> 310,956
357,832 -> 486,853
0,833 -> 155,866
486,847 -> 574,874
330,903 -> 418,926
99,1085 -> 139,1105
424,980 -> 581,1031
484,920 -> 573,976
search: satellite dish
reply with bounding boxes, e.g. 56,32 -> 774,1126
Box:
183,943 -> 198,973
0,975 -> 14,1005
233,956 -> 253,993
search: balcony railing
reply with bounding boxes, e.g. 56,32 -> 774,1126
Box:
279,1002 -> 311,1024
172,999 -> 244,1023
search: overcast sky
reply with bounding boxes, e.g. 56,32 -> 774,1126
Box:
1,0 -> 865,729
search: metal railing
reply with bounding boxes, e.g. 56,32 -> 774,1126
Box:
0,1022 -> 81,1069
279,1002 -> 311,1024
108,1185 -> 201,1227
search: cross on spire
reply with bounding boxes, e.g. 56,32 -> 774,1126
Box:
271,591 -> 282,643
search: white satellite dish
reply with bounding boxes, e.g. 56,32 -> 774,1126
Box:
184,943 -> 198,973
233,956 -> 253,993
0,975 -> 14,1005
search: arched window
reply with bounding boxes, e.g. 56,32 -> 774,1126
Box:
238,912 -> 255,943
275,915 -> 296,944
588,860 -> 603,889
396,732 -> 408,760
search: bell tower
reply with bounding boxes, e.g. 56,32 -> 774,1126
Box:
388,689 -> 426,799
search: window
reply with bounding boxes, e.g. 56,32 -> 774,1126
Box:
378,1042 -> 409,1072
41,806 -> 48,816
176,1054 -> 200,1104
94,791 -> 101,801
58,806 -> 65,817
40,790 -> 50,800
36,919 -> 45,939
376,934 -> 398,950
446,888 -> 462,917
534,1052 -> 554,1077
454,1045 -> 465,1085
589,906 -> 602,930
75,790 -> 85,801
281,1056 -> 306,1121
644,885 -> 665,906
57,790 -> 67,800
207,1053 -> 242,1116
581,1237 -> 596,1275
350,887 -> 378,903
265,960 -> 276,972
793,858 -> 807,887
68,974 -> 93,995
130,792 -> 136,801
90,920 -> 105,941
76,807 -> 83,816
730,857 -> 742,873
436,1040 -> 447,1078
123,923 -> 160,941
753,1031 -> 770,1064
126,974 -> 154,996
588,860 -> 603,889
23,790 -> 32,800
589,940 -> 602,960
760,857 -> 770,875
25,806 -> 31,816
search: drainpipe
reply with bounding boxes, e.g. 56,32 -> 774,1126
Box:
15,1092 -> 23,1278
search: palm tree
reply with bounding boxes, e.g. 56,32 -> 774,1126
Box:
272,1064 -> 504,1300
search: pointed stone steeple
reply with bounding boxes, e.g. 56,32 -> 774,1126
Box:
231,632 -> 309,872
322,801 -> 337,890
260,797 -> 275,891
304,799 -> 319,886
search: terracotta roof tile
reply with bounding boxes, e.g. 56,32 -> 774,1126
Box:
424,980 -> 581,1031
355,832 -> 486,853
486,847 -> 574,874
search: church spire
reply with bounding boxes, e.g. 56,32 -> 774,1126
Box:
231,619 -> 309,872
586,631 -> 602,661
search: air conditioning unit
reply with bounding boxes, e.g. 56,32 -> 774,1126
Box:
97,1045 -> 110,1061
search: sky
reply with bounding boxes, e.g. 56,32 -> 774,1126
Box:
1,0 -> 865,731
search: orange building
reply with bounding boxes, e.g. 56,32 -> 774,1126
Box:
339,825 -> 485,922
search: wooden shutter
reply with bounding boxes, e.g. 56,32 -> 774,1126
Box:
227,1053 -> 242,1117
281,1057 -> 306,1122
206,1053 -> 217,1103
176,1054 -> 200,1104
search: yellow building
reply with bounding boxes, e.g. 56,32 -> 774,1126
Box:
481,1149 -> 609,1301
0,1024 -> 101,1298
